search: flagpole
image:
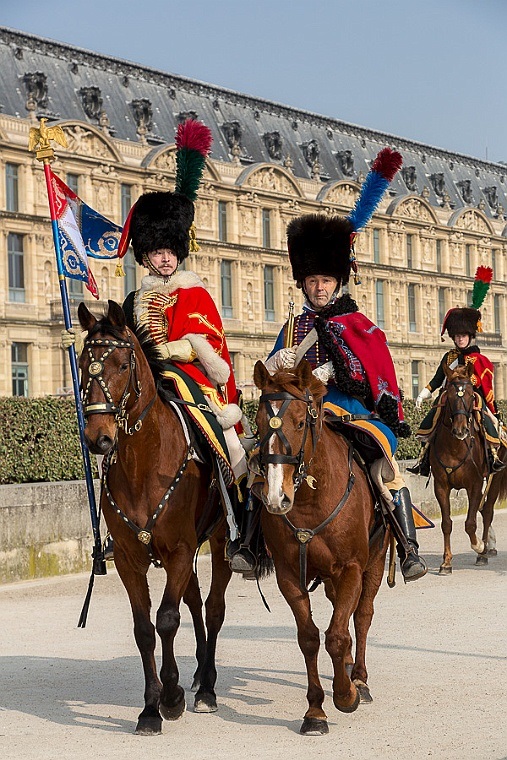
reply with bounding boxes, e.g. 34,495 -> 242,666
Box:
30,121 -> 106,578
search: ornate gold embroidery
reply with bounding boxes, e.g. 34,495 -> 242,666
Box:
136,290 -> 178,345
188,312 -> 225,354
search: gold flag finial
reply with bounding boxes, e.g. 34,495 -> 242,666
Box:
28,117 -> 68,162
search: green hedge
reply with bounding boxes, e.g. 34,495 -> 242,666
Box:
2,396 -> 506,484
0,397 -> 96,485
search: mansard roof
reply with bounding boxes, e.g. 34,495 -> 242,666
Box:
2,25 -> 507,220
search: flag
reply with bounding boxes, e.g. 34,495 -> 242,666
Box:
49,171 -> 122,298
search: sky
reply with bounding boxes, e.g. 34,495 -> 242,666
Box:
3,0 -> 506,163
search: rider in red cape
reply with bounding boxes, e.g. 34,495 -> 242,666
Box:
410,268 -> 505,476
264,148 -> 428,583
117,119 -> 257,573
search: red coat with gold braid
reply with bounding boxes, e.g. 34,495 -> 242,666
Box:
133,270 -> 242,429
467,352 -> 495,413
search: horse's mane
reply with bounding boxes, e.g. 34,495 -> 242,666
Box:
269,368 -> 327,403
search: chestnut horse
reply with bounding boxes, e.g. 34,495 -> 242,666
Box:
78,300 -> 232,734
253,360 -> 389,736
429,363 -> 506,573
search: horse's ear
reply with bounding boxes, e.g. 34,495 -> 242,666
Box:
443,362 -> 454,381
296,359 -> 313,388
78,302 -> 97,332
254,360 -> 270,390
107,300 -> 126,329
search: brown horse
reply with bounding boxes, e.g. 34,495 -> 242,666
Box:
78,300 -> 232,734
429,363 -> 506,573
253,360 -> 389,736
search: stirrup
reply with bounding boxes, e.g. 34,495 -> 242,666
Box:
228,546 -> 257,574
103,534 -> 114,561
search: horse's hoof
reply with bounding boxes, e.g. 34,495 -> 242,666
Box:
475,554 -> 488,566
487,548 -> 498,557
300,717 -> 329,736
159,695 -> 186,721
353,679 -> 373,704
439,565 -> 452,575
194,693 -> 218,713
334,683 -> 360,713
135,708 -> 162,735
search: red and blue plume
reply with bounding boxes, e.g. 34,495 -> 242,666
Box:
347,147 -> 403,232
175,119 -> 213,201
471,265 -> 493,309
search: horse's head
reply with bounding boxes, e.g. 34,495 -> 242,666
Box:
253,360 -> 325,514
442,362 -> 476,440
78,300 -> 146,455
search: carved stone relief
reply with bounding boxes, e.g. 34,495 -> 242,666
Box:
397,198 -> 432,222
195,198 -> 213,229
325,183 -> 359,208
248,167 -> 294,194
455,210 -> 490,234
65,125 -> 115,160
402,165 -> 418,191
301,139 -> 320,168
263,131 -> 283,160
22,71 -> 48,114
336,149 -> 354,177
79,86 -> 103,121
153,150 -> 177,173
457,179 -> 473,205
240,207 -> 257,235
483,186 -> 499,209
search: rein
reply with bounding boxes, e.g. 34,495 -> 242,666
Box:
282,440 -> 356,592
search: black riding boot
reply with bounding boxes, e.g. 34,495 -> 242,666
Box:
391,487 -> 428,582
226,487 -> 261,574
407,443 -> 430,476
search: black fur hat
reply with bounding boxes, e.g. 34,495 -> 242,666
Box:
129,191 -> 194,265
441,307 -> 481,339
287,214 -> 355,286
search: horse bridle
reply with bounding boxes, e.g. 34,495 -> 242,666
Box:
443,378 -> 476,428
256,388 -> 320,490
81,332 -> 154,435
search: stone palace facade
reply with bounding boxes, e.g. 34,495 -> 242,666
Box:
1,27 -> 506,400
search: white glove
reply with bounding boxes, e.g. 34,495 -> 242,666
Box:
154,339 -> 196,362
312,361 -> 335,385
415,387 -> 432,409
61,328 -> 84,354
264,347 -> 297,374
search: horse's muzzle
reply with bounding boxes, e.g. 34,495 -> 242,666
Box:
261,490 -> 293,515
86,432 -> 115,455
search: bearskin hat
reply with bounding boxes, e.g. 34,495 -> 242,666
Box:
441,307 -> 481,339
129,191 -> 194,265
287,214 -> 354,286
285,147 -> 403,289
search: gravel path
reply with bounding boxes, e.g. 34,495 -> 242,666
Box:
0,509 -> 506,760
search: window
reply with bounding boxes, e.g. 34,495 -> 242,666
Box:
8,232 -> 25,302
220,260 -> 233,318
218,200 -> 228,242
262,208 -> 271,248
406,234 -> 413,269
375,279 -> 385,328
408,283 -> 417,332
438,287 -> 446,327
6,163 -> 19,212
436,239 -> 442,272
494,293 -> 501,334
12,343 -> 28,397
465,244 -> 471,277
264,265 -> 275,321
411,360 -> 420,400
120,184 -> 136,296
373,228 -> 380,264
68,277 -> 84,300
66,173 -> 79,195
492,248 -> 498,275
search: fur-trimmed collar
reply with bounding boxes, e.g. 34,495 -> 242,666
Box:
138,270 -> 205,296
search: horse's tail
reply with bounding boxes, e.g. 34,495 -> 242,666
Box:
493,461 -> 507,503
256,525 -> 275,579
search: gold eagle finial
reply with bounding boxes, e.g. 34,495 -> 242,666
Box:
28,117 -> 67,154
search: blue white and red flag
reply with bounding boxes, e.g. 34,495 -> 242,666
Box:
49,171 -> 122,299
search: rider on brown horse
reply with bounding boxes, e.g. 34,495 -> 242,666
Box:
409,266 -> 505,477
261,210 -> 427,583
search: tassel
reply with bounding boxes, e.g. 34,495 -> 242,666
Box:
115,261 -> 125,277
189,221 -> 200,252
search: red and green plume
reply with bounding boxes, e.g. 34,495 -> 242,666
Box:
471,265 -> 493,309
175,119 -> 213,201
